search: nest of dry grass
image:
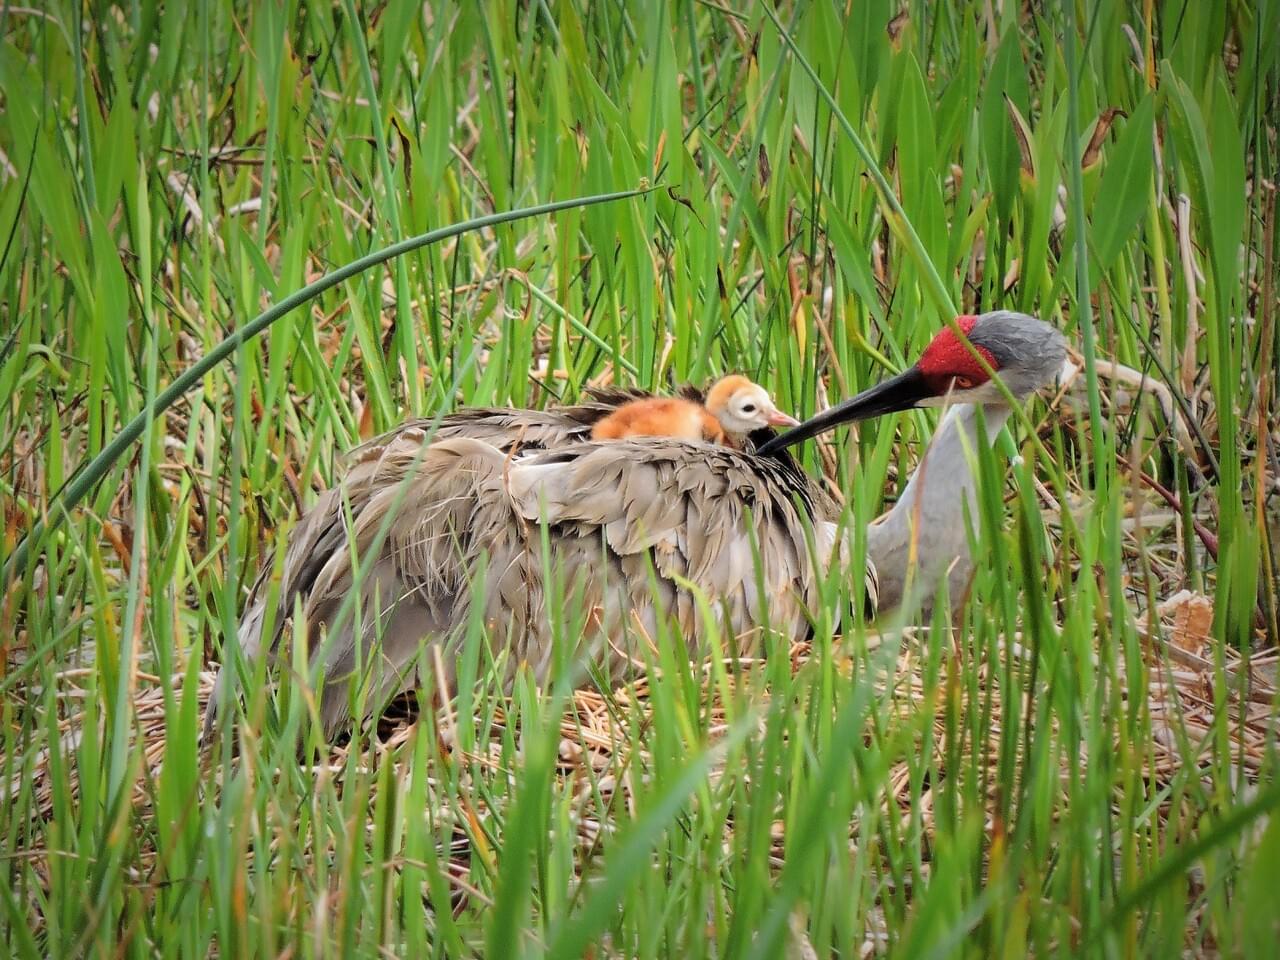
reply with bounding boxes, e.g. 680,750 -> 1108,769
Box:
14,600 -> 1275,852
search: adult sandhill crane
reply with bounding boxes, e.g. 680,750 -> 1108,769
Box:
592,374 -> 798,447
205,310 -> 1065,737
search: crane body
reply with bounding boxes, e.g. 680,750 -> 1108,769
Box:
206,311 -> 1066,737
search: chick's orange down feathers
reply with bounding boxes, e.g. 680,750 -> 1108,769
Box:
590,376 -> 796,448
590,397 -> 725,444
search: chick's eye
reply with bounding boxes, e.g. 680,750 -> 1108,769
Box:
741,403 -> 756,413
954,375 -> 976,390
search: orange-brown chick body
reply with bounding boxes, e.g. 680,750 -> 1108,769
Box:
590,375 -> 797,449
590,396 -> 725,444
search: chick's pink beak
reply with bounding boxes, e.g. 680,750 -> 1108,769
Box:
766,408 -> 800,428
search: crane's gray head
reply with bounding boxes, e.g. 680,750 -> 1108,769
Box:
757,311 -> 1066,454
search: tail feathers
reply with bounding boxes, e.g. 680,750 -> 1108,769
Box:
201,606 -> 270,745
202,436 -> 508,745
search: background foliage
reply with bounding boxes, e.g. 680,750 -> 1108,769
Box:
1,1 -> 1277,956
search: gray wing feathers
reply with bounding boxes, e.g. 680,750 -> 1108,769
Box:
206,432 -> 877,739
505,441 -> 829,646
346,389 -> 650,464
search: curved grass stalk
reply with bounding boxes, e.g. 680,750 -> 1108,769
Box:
2,187 -> 652,583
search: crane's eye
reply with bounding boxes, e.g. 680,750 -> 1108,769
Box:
953,375 -> 976,390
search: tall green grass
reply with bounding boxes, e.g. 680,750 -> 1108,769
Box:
1,1 -> 1277,956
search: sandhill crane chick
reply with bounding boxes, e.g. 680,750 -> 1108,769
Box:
591,375 -> 798,448
704,375 -> 801,446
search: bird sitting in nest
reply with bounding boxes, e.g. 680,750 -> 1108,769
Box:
204,311 -> 1067,739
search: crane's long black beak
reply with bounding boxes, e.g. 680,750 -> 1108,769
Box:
756,365 -> 931,455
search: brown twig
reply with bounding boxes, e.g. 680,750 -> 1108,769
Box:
1121,456 -> 1218,560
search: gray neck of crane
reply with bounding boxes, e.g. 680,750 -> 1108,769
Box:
866,401 -> 1012,616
